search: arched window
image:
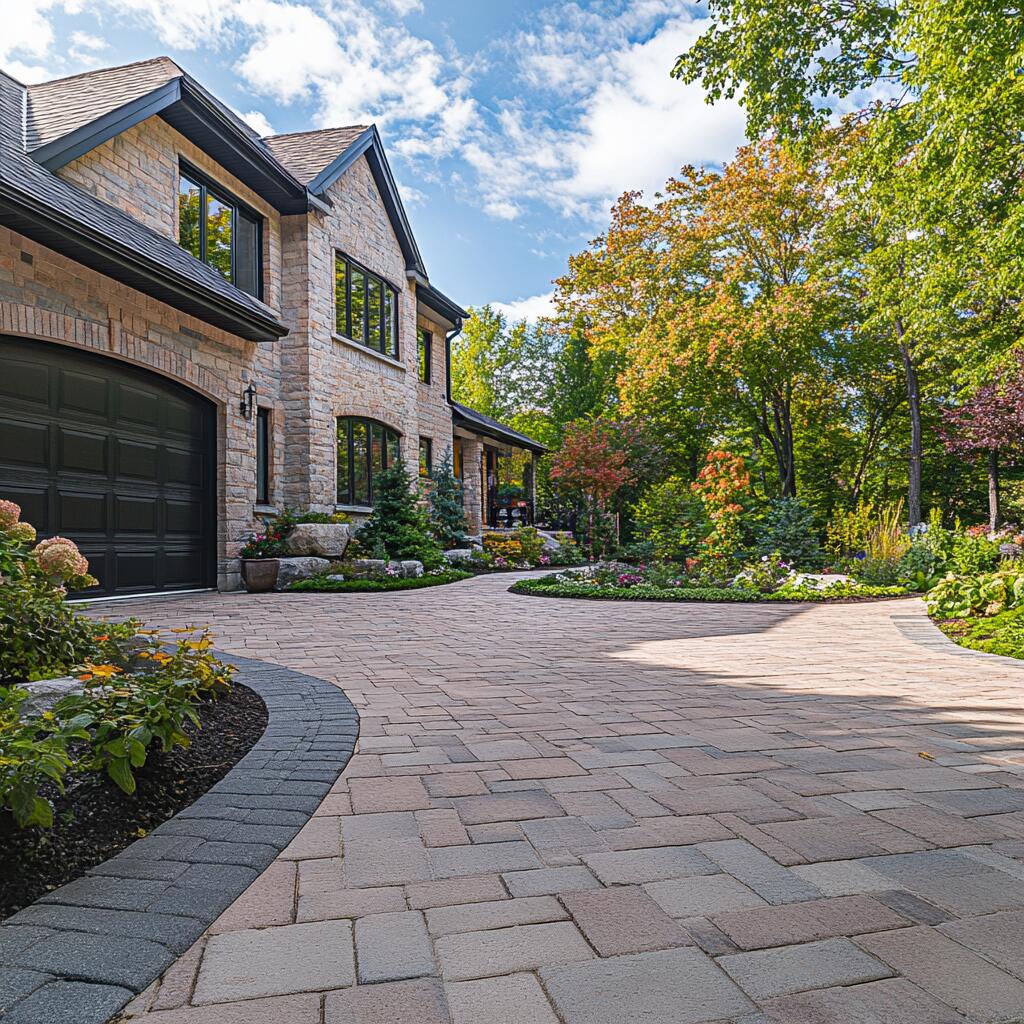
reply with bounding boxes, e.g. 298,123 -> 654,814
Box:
337,417 -> 400,506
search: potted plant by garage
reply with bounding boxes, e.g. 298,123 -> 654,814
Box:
239,529 -> 286,592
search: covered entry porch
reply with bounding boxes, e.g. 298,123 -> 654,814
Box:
450,401 -> 547,535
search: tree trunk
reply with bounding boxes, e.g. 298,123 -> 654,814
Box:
896,319 -> 922,527
988,448 -> 1000,532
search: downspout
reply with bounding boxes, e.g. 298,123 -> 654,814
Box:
444,319 -> 461,406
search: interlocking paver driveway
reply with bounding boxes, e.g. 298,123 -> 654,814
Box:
113,576 -> 1024,1023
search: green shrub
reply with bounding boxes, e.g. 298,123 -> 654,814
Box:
288,570 -> 472,592
926,569 -> 1024,619
632,477 -> 707,562
0,502 -> 113,683
754,498 -> 823,568
428,449 -> 468,549
947,607 -> 1024,659
356,463 -> 444,569
0,686 -> 75,827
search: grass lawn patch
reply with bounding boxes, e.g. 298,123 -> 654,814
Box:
288,569 -> 473,593
509,576 -> 912,603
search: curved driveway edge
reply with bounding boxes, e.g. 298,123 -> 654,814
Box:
0,654 -> 359,1024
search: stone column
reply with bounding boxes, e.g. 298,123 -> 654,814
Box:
461,437 -> 484,536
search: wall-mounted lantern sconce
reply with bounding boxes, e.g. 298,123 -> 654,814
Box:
240,382 -> 257,419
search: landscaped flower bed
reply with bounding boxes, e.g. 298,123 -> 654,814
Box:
289,568 -> 473,592
511,572 -> 910,603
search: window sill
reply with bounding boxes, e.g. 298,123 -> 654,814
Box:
254,504 -> 278,515
332,333 -> 404,370
336,504 -> 373,514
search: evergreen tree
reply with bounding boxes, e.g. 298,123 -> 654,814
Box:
356,462 -> 443,568
429,448 -> 468,548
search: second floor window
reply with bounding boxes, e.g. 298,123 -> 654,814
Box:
337,417 -> 400,506
335,254 -> 398,358
178,165 -> 261,299
417,328 -> 432,383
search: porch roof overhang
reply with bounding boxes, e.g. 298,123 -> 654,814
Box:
450,400 -> 547,455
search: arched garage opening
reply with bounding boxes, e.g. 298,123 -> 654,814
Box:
0,336 -> 217,597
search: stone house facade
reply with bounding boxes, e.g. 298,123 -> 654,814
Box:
0,57 -> 543,596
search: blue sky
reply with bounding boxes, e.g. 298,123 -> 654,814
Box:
3,0 -> 749,320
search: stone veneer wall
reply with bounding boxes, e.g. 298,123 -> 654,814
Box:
2,113 -> 459,585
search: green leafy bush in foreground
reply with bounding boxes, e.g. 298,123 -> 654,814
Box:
926,569 -> 1024,619
510,577 -> 909,602
941,608 -> 1024,660
289,569 -> 472,593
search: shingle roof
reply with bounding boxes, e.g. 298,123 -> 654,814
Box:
451,401 -> 547,454
25,56 -> 181,151
264,127 -> 369,186
0,70 -> 287,342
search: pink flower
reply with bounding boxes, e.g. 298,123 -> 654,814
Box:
0,499 -> 21,529
34,536 -> 90,579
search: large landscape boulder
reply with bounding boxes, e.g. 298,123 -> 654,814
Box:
444,548 -> 475,564
398,560 -> 424,578
274,556 -> 330,590
346,559 -> 389,578
284,523 -> 351,558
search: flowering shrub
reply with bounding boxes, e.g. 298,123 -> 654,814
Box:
0,504 -> 109,682
691,451 -> 749,563
616,572 -> 646,587
240,529 -> 286,559
735,553 -> 793,593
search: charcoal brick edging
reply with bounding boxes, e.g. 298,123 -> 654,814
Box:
0,654 -> 359,1024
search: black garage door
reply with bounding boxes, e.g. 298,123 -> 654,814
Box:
0,336 -> 216,597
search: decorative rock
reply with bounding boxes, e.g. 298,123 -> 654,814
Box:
284,523 -> 351,558
274,557 -> 330,590
325,574 -> 346,582
789,572 -> 852,591
347,559 -> 388,579
399,561 -> 424,578
21,677 -> 83,717
444,548 -> 476,563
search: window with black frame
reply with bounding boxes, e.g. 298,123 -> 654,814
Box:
177,165 -> 261,298
337,417 -> 400,505
256,407 -> 271,504
419,437 -> 433,478
417,327 -> 432,383
335,253 -> 399,357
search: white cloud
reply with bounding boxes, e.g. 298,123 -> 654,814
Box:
492,290 -> 555,324
238,108 -> 274,136
1,0 -> 59,81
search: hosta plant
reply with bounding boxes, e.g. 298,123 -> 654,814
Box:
926,570 -> 1024,619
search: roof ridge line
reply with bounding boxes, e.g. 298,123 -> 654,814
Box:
29,55 -> 180,89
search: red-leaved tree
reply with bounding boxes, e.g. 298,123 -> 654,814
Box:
942,361 -> 1024,530
549,419 -> 639,556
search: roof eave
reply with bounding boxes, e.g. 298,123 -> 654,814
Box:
30,75 -> 311,215
418,281 -> 469,326
450,405 -> 548,454
307,125 -> 427,278
0,185 -> 288,343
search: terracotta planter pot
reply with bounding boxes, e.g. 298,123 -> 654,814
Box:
242,558 -> 279,593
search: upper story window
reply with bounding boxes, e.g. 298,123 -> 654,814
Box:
417,328 -> 432,383
177,163 -> 262,299
335,253 -> 399,358
337,416 -> 400,506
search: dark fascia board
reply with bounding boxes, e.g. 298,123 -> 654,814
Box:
31,78 -> 183,171
451,405 -> 548,454
418,282 -> 469,327
31,76 -> 311,215
307,126 -> 427,278
0,184 -> 288,343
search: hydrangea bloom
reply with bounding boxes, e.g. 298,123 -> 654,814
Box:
8,521 -> 36,544
0,499 -> 21,529
33,536 -> 90,579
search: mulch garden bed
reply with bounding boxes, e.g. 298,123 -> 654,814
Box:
0,682 -> 267,920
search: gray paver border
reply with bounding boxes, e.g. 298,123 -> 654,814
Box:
0,653 -> 359,1024
891,611 -> 1024,662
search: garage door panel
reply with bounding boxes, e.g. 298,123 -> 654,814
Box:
59,370 -> 109,418
0,418 -> 49,468
0,337 -> 215,596
116,438 -> 160,481
118,385 -> 160,429
115,495 -> 157,533
0,357 -> 48,406
58,428 -> 108,475
57,491 -> 107,533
